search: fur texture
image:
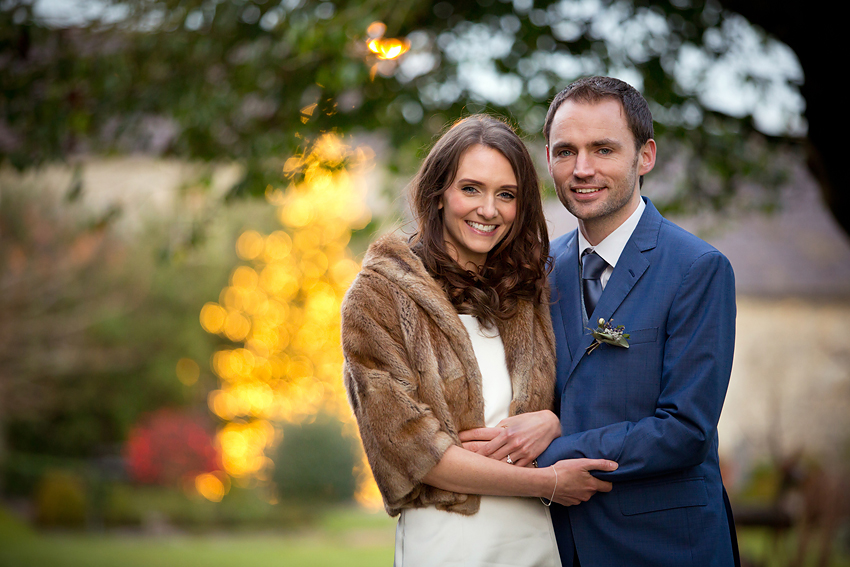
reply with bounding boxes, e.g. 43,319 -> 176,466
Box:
341,234 -> 556,516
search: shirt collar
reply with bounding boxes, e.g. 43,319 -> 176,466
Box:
577,197 -> 646,268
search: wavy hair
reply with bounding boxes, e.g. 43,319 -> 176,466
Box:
409,114 -> 550,326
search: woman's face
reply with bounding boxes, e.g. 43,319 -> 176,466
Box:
439,144 -> 518,271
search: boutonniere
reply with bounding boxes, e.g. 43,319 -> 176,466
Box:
586,318 -> 630,354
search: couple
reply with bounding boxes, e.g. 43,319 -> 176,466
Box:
342,76 -> 739,567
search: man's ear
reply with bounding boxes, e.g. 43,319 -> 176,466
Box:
545,145 -> 553,176
639,139 -> 656,176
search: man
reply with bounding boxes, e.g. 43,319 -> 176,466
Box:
532,76 -> 740,566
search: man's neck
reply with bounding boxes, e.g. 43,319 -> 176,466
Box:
578,193 -> 641,246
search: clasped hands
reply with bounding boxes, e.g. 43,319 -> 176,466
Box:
459,410 -> 617,506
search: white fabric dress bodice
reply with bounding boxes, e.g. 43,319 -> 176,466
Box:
393,315 -> 562,567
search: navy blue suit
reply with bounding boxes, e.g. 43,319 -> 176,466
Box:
537,198 -> 738,566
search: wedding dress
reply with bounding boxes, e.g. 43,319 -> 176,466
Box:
393,315 -> 562,567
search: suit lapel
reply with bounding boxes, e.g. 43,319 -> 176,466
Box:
563,198 -> 662,382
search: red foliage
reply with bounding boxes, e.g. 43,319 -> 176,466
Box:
125,409 -> 220,485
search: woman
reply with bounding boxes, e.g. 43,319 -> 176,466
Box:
342,115 -> 617,566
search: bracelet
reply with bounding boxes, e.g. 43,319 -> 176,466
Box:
540,465 -> 557,507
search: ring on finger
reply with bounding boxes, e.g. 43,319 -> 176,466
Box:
506,454 -> 514,465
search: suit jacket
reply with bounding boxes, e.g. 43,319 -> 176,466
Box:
537,198 -> 738,567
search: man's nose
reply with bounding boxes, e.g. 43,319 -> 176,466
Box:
574,151 -> 594,178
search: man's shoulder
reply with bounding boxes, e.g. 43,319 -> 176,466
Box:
655,214 -> 725,260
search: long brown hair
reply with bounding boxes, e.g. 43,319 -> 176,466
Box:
409,114 -> 550,326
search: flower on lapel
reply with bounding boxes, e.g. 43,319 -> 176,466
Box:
586,318 -> 630,355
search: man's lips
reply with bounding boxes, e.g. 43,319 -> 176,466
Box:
572,186 -> 604,194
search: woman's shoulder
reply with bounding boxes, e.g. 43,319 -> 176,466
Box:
357,232 -> 435,285
362,232 -> 416,266
344,232 -> 431,305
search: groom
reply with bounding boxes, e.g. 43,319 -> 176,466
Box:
534,76 -> 740,566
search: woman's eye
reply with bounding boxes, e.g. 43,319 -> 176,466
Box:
461,185 -> 477,194
499,192 -> 516,200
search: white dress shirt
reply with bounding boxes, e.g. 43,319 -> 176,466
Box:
577,197 -> 646,289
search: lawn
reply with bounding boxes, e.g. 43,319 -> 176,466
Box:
0,505 -> 396,567
3,504 -> 848,567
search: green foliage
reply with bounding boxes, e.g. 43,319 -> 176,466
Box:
0,505 -> 34,541
0,174 -> 276,472
0,0 -> 802,214
272,417 -> 357,503
35,470 -> 88,528
101,484 -> 312,529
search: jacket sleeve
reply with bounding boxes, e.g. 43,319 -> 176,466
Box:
536,251 -> 736,481
342,273 -> 455,507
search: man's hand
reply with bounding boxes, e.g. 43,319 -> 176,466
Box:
459,410 -> 562,467
549,458 -> 617,506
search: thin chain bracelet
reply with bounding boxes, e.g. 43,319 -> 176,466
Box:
533,459 -> 557,506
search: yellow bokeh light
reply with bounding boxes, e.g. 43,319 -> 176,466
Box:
223,310 -> 251,342
199,302 -> 227,334
231,265 -> 259,290
201,133 -> 380,506
236,230 -> 265,260
368,37 -> 410,60
176,357 -> 200,386
196,471 -> 230,502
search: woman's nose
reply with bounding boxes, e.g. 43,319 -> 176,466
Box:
477,197 -> 497,219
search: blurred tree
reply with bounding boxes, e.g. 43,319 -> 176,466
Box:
272,416 -> 356,503
0,176 -> 251,492
2,0 -> 841,233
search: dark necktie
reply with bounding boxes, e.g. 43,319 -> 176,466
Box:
581,249 -> 608,319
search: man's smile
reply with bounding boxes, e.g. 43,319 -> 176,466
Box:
573,186 -> 603,194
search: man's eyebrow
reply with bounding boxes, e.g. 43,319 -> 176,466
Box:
591,138 -> 624,148
551,138 -> 625,149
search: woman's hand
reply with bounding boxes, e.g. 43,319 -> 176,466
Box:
548,458 -> 617,506
459,410 -> 562,467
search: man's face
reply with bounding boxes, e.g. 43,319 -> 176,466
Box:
546,98 -> 655,239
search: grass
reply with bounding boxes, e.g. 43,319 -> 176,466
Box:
0,505 -> 396,567
3,505 -> 849,567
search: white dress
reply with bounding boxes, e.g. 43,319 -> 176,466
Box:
394,315 -> 562,567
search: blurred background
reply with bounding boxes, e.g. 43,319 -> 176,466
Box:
1,0 -> 848,565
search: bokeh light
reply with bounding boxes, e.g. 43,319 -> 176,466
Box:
176,358 -> 200,386
201,133 -> 380,507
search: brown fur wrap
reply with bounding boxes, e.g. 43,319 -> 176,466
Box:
341,234 -> 556,516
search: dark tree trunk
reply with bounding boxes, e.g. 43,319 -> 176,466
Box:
712,0 -> 848,236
